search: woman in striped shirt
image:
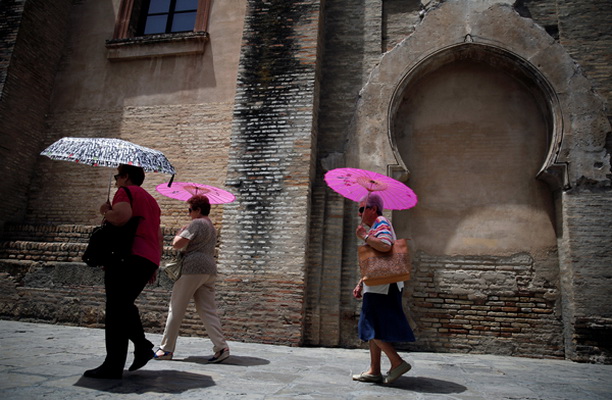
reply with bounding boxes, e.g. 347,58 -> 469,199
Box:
352,193 -> 415,384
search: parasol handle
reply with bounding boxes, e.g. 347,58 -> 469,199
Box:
167,174 -> 175,187
107,172 -> 113,203
359,191 -> 371,228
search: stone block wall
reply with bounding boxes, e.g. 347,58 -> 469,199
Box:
0,259 -> 170,335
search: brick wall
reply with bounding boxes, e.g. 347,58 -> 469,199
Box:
0,0 -> 72,228
382,0 -> 421,51
557,0 -> 612,118
406,253 -> 564,358
546,0 -> 612,363
559,187 -> 612,363
304,0 -> 389,347
28,103 -> 233,229
217,0 -> 323,345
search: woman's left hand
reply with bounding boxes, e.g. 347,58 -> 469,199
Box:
148,269 -> 158,284
353,281 -> 363,299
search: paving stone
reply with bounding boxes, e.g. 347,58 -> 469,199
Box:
1,320 -> 611,400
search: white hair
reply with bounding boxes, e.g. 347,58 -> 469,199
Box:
360,193 -> 384,215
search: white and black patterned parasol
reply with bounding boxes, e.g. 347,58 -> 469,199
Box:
40,137 -> 176,175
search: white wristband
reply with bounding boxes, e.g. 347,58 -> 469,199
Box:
364,234 -> 369,242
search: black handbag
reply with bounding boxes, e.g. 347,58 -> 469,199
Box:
82,187 -> 141,267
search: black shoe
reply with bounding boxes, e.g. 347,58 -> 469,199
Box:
83,365 -> 123,379
128,349 -> 154,371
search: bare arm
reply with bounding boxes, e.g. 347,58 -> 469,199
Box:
364,235 -> 392,252
172,234 -> 190,250
356,224 -> 392,252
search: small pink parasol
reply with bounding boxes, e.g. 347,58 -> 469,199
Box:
156,182 -> 236,204
324,167 -> 417,210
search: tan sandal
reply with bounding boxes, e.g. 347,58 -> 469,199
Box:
208,348 -> 230,363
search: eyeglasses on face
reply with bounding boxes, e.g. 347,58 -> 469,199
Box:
113,174 -> 122,181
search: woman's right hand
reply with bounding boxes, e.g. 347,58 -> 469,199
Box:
99,201 -> 111,216
356,225 -> 367,240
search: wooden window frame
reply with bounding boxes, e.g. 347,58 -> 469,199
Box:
137,0 -> 199,35
106,0 -> 211,61
112,0 -> 211,39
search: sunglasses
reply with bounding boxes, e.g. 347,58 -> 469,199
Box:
113,174 -> 122,181
188,207 -> 194,213
358,206 -> 370,213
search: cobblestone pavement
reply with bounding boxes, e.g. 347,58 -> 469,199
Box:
1,320 -> 611,399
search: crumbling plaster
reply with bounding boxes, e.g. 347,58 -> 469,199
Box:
347,0 -> 611,189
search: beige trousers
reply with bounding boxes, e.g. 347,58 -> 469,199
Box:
159,273 -> 228,354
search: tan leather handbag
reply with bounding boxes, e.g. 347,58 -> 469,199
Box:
162,253 -> 184,281
358,239 -> 411,286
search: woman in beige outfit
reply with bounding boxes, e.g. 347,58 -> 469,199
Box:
154,194 -> 229,363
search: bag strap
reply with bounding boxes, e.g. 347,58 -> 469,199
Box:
119,186 -> 134,206
120,186 -> 144,226
101,186 -> 134,226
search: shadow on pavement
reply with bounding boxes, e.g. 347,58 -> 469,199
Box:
75,369 -> 214,394
387,376 -> 467,393
179,355 -> 270,366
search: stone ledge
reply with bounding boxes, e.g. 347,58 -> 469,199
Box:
105,32 -> 209,61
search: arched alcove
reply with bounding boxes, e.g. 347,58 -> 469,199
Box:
390,44 -> 558,256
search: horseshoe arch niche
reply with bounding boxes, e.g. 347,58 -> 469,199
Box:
387,43 -> 566,192
384,43 -> 562,256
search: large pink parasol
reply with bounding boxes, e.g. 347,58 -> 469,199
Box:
324,167 -> 417,210
156,182 -> 236,204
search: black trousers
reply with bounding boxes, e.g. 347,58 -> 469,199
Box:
102,255 -> 157,371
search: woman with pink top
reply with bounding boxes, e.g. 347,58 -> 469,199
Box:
84,164 -> 162,380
